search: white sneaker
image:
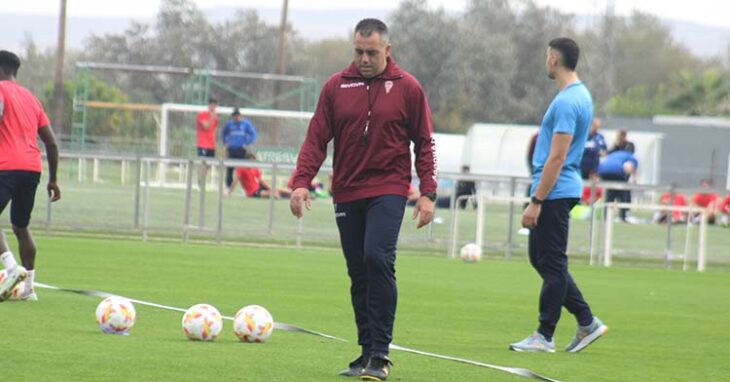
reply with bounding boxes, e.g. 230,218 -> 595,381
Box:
509,332 -> 555,352
8,281 -> 38,301
0,266 -> 28,302
565,317 -> 608,353
517,228 -> 530,236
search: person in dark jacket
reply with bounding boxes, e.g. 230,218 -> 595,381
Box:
289,18 -> 437,381
608,129 -> 635,154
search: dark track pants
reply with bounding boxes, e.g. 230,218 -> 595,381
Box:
601,173 -> 631,220
335,195 -> 406,356
529,198 -> 593,340
225,147 -> 247,188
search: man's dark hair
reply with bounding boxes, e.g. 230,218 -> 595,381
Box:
548,38 -> 579,71
0,50 -> 21,77
355,18 -> 389,43
208,97 -> 218,104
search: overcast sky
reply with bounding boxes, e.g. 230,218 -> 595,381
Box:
5,0 -> 730,28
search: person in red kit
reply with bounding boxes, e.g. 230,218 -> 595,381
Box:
289,19 -> 437,381
0,50 -> 60,302
691,179 -> 720,224
719,194 -> 730,226
234,154 -> 290,199
653,191 -> 687,224
195,98 -> 218,189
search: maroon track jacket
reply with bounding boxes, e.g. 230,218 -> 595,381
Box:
292,58 -> 437,204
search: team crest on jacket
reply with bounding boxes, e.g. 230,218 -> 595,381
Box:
385,81 -> 393,94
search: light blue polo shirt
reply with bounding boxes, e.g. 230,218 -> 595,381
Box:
531,81 -> 594,200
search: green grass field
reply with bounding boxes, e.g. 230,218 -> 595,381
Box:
1,235 -> 729,381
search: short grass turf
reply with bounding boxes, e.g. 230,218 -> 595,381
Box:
1,236 -> 729,381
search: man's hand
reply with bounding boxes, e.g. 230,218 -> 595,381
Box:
47,181 -> 61,202
290,188 -> 311,218
521,202 -> 542,229
412,196 -> 435,229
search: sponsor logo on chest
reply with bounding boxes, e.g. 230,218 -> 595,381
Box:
340,82 -> 365,89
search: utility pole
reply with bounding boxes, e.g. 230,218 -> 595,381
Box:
273,0 -> 289,110
52,0 -> 68,144
275,0 -> 289,75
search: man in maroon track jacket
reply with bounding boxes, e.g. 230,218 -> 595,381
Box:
289,18 -> 437,381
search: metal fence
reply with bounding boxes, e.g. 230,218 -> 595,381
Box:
32,153 -> 730,271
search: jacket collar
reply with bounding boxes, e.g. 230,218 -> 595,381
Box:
340,57 -> 404,81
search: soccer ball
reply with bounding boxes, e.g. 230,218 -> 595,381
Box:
233,305 -> 274,343
95,297 -> 136,335
460,243 -> 482,263
182,304 -> 223,341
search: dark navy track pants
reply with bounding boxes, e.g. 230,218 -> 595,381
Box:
528,198 -> 593,340
335,194 -> 406,356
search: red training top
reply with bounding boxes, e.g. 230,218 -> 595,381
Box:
661,192 -> 687,221
236,167 -> 261,197
292,58 -> 437,203
0,81 -> 49,172
581,186 -> 603,205
720,195 -> 730,214
196,111 -> 218,149
692,192 -> 718,208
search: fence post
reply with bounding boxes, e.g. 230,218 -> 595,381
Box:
93,158 -> 100,183
589,202 -> 600,266
475,191 -> 485,252
447,177 -> 459,258
682,216 -> 692,271
698,210 -> 707,272
78,158 -> 84,182
505,177 -> 516,259
142,160 -> 151,242
603,203 -> 614,267
587,179 -> 598,260
133,157 -> 142,229
216,159 -> 225,244
664,186 -> 675,269
267,164 -> 277,235
199,158 -> 208,229
182,159 -> 194,242
121,160 -> 127,186
296,217 -> 303,250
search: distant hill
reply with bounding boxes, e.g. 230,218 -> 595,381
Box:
1,7 -> 727,62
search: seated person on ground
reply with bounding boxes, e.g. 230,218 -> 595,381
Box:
234,154 -> 291,199
653,191 -> 687,224
288,173 -> 328,198
690,179 -> 719,224
719,194 -> 730,226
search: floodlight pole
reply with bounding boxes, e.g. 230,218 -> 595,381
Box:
52,0 -> 68,143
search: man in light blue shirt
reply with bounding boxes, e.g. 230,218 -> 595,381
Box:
510,38 -> 608,354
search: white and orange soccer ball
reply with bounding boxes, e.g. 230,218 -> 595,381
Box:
95,297 -> 136,335
459,243 -> 482,263
182,304 -> 223,341
233,305 -> 274,343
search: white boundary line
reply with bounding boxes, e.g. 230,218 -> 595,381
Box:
35,282 -> 562,382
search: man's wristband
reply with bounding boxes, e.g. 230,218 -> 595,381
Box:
423,192 -> 437,202
530,196 -> 544,205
